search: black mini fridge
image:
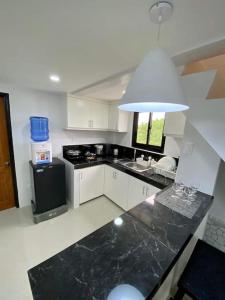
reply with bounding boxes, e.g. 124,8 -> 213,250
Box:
30,158 -> 67,223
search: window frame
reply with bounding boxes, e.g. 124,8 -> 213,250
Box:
132,112 -> 166,153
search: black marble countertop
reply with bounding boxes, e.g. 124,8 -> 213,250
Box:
65,156 -> 174,189
28,186 -> 212,300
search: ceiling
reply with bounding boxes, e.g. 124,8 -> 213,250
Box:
0,0 -> 225,93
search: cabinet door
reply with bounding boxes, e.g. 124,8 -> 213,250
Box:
146,183 -> 160,198
117,110 -> 130,132
73,169 -> 80,208
67,97 -> 91,128
104,165 -> 115,201
108,104 -> 118,130
80,165 -> 104,204
108,103 -> 130,132
91,101 -> 109,129
164,112 -> 186,137
104,165 -> 128,210
127,176 -> 148,210
113,169 -> 129,210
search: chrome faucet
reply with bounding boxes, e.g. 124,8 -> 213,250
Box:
133,149 -> 137,161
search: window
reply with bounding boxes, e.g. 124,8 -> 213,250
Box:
132,112 -> 165,153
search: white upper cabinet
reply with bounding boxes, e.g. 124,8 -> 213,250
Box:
108,103 -> 118,131
66,96 -> 109,130
66,96 -> 129,132
104,165 -> 160,211
164,112 -> 186,137
90,101 -> 109,129
67,96 -> 90,128
108,102 -> 130,132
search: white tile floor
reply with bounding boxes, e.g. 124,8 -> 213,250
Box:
0,196 -> 123,300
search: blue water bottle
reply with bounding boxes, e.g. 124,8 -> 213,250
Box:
30,116 -> 49,142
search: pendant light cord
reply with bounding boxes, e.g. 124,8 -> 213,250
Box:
157,19 -> 162,43
156,1 -> 163,46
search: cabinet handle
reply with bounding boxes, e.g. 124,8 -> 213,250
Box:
146,187 -> 149,197
88,120 -> 93,128
142,186 -> 145,196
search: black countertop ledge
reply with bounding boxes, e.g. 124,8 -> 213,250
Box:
65,156 -> 174,189
28,185 -> 212,300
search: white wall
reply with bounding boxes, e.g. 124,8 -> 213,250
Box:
0,83 -> 111,207
209,160 -> 225,220
112,113 -> 182,158
182,70 -> 225,161
176,122 -> 220,195
164,137 -> 182,158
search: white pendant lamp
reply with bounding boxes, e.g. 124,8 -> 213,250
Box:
119,1 -> 189,113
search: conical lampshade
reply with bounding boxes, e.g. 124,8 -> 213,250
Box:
119,48 -> 189,112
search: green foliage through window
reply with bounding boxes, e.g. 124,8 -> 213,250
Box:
137,123 -> 148,144
133,112 -> 165,152
149,117 -> 165,146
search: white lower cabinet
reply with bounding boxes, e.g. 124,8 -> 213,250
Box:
127,176 -> 160,210
79,165 -> 104,204
127,177 -> 148,210
104,165 -> 129,210
104,165 -> 160,210
71,164 -> 160,210
146,182 -> 161,198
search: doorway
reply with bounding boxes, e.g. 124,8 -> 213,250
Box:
0,93 -> 18,210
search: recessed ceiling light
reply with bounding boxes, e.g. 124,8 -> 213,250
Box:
122,90 -> 126,95
49,74 -> 60,82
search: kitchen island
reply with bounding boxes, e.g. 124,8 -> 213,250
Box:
28,186 -> 212,300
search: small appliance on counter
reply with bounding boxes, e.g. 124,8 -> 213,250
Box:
112,148 -> 119,162
113,148 -> 119,157
94,144 -> 103,155
66,149 -> 81,157
30,158 -> 67,223
85,153 -> 97,161
66,149 -> 82,161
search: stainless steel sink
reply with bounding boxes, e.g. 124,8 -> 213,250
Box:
123,161 -> 151,172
